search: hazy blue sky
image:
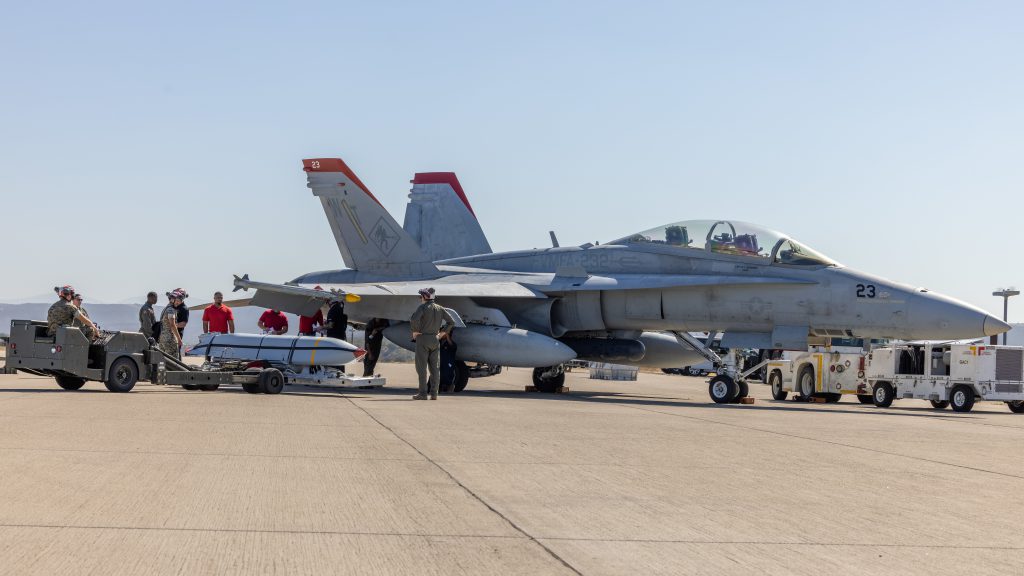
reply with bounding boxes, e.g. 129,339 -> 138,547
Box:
2,1 -> 1022,319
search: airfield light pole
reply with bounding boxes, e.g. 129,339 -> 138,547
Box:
992,288 -> 1019,345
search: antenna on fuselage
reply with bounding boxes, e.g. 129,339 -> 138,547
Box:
548,231 -> 560,248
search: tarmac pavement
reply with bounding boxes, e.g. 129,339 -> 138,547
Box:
0,364 -> 1022,575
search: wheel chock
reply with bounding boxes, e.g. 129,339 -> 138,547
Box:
739,397 -> 755,404
810,396 -> 827,403
525,386 -> 569,393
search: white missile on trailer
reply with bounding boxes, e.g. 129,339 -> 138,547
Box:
186,333 -> 363,367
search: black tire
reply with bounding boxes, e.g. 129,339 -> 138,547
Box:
258,368 -> 285,395
55,375 -> 86,391
732,380 -> 749,403
769,371 -> 787,400
797,365 -> 816,401
242,380 -> 262,394
708,375 -> 739,404
872,382 -> 894,408
199,383 -> 220,392
950,385 -> 975,413
532,367 -> 565,393
930,400 -> 950,410
453,361 -> 470,393
857,395 -> 874,404
181,383 -> 200,391
1007,401 -> 1024,414
105,357 -> 138,393
825,393 -> 842,403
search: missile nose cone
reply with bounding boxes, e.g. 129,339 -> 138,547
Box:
984,315 -> 1011,336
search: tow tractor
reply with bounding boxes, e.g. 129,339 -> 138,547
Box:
865,342 -> 1024,413
764,339 -> 873,404
4,320 -> 383,394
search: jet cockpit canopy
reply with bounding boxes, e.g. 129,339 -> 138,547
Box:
608,219 -> 837,267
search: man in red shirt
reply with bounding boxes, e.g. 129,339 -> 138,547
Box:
202,291 -> 235,334
298,307 -> 324,336
259,309 -> 288,335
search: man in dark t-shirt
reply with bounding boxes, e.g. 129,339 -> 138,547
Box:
324,301 -> 348,341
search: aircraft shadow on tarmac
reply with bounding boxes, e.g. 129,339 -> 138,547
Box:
278,384 -> 1002,422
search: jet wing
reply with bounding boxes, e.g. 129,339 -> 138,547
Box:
232,274 -> 542,318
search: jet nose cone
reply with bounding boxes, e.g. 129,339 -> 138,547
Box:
984,315 -> 1011,336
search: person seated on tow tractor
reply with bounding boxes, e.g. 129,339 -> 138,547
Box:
46,285 -> 100,341
71,293 -> 98,340
259,309 -> 288,335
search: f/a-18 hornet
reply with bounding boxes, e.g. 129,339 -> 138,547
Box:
232,157 -> 1009,402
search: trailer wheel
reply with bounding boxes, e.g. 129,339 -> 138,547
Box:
199,383 -> 220,392
872,382 -> 894,408
797,365 -> 816,401
824,393 -> 842,403
105,357 -> 138,393
55,375 -> 86,391
454,361 -> 470,393
242,381 -> 262,394
857,395 -> 873,404
1007,401 -> 1024,414
258,368 -> 285,395
930,400 -> 950,410
181,383 -> 200,391
708,375 -> 739,404
950,385 -> 975,413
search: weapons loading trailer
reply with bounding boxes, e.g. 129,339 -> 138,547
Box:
4,320 -> 289,394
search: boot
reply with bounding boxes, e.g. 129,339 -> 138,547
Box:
429,393 -> 437,400
411,394 -> 428,400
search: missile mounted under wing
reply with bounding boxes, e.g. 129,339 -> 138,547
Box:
231,156 -> 1011,402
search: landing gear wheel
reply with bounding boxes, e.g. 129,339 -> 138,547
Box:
824,393 -> 842,403
532,367 -> 565,393
732,380 -> 749,403
950,385 -> 975,413
797,365 -> 816,401
930,400 -> 950,410
857,395 -> 874,404
242,380 -> 262,394
55,375 -> 86,391
454,361 -> 470,393
708,375 -> 739,404
769,371 -> 787,401
258,368 -> 285,395
105,357 -> 139,393
1007,401 -> 1024,414
873,382 -> 894,408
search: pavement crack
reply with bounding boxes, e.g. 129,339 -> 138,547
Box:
342,394 -> 584,576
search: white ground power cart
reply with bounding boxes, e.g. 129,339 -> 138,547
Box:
865,342 -> 1024,413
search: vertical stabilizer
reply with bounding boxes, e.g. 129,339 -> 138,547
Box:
304,158 -> 438,277
403,172 -> 492,261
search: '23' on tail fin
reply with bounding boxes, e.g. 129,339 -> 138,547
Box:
403,172 -> 492,261
304,158 -> 438,277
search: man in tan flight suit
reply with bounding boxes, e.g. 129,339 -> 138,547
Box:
410,288 -> 454,400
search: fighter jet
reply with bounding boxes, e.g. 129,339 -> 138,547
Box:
233,157 -> 1010,402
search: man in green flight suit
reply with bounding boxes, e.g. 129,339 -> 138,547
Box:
410,288 -> 454,401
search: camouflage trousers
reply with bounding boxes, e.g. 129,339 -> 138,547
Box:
158,336 -> 180,360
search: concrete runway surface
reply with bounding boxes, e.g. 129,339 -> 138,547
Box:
0,364 -> 1021,576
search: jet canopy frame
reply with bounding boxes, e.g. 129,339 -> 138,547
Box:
608,219 -> 838,267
